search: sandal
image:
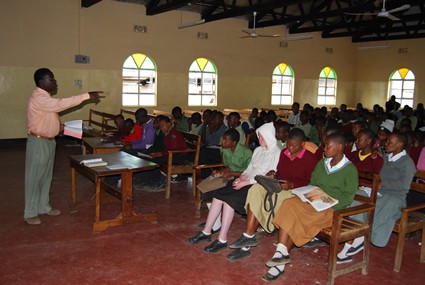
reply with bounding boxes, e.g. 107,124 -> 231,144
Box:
266,250 -> 291,267
261,267 -> 284,282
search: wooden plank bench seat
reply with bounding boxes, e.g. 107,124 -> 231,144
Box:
83,109 -> 117,137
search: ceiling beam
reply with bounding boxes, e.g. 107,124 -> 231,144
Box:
146,0 -> 192,16
352,32 -> 425,42
81,0 -> 103,8
322,23 -> 425,38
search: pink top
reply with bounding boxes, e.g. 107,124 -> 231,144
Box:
27,87 -> 89,137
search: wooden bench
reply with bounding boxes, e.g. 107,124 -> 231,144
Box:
153,109 -> 172,118
317,171 -> 379,285
83,109 -> 117,137
393,170 -> 425,272
120,108 -> 136,119
159,132 -> 201,199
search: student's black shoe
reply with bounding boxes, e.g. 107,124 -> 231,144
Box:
346,242 -> 364,256
203,239 -> 228,253
261,267 -> 284,282
226,248 -> 251,261
336,255 -> 353,264
229,234 -> 258,249
188,231 -> 211,245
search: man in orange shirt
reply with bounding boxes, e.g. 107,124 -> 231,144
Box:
25,68 -> 101,225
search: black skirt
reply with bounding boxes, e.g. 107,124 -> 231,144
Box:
210,179 -> 253,215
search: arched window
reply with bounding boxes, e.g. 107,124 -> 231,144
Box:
389,68 -> 415,108
188,58 -> 217,106
318,67 -> 337,105
122,53 -> 157,106
271,63 -> 294,105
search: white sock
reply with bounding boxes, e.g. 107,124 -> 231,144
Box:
207,202 -> 212,210
202,230 -> 211,236
243,232 -> 255,238
352,236 -> 364,247
337,243 -> 352,259
219,238 -> 227,243
268,265 -> 285,276
275,243 -> 288,257
212,212 -> 222,231
241,247 -> 250,251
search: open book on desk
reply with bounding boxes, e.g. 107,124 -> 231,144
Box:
64,120 -> 83,139
292,185 -> 338,212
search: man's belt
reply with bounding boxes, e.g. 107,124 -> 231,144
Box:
29,131 -> 55,141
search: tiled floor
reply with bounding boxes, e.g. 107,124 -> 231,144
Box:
0,140 -> 424,284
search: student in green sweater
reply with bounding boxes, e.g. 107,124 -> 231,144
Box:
261,133 -> 358,282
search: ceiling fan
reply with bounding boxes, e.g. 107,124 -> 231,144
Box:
241,11 -> 280,38
345,0 -> 411,21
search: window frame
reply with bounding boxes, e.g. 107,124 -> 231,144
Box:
271,63 -> 295,106
122,53 -> 157,107
317,67 -> 337,106
188,58 -> 218,107
388,68 -> 415,108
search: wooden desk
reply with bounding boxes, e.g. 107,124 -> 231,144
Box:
70,152 -> 158,233
82,137 -> 121,155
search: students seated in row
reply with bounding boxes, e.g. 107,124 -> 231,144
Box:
226,128 -> 318,261
199,128 -> 252,234
287,102 -> 301,127
120,118 -> 142,143
200,109 -> 213,145
262,133 -> 358,281
123,108 -> 155,155
294,110 -> 312,139
374,119 -> 394,154
337,132 -> 416,263
248,108 -> 259,127
227,112 -> 246,145
188,122 -> 281,254
172,106 -> 189,132
143,115 -> 165,154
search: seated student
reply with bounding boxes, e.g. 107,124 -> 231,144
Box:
374,119 -> 394,154
227,112 -> 246,145
337,132 -> 416,262
396,106 -> 417,131
249,108 -> 259,127
124,108 -> 155,155
149,116 -> 187,163
227,128 -> 318,261
315,124 -> 341,161
120,118 -> 142,143
347,129 -> 383,175
262,133 -> 358,281
198,112 -> 229,178
276,122 -> 290,150
112,114 -> 125,141
172,106 -> 189,132
188,122 -> 281,254
189,112 -> 203,135
200,109 -> 213,145
309,116 -> 326,146
287,102 -> 301,127
200,128 -> 253,234
268,110 -> 281,127
405,131 -> 421,165
346,121 -> 366,153
143,115 -> 165,154
294,110 -> 311,139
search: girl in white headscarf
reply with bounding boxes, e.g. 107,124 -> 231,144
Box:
188,122 -> 281,253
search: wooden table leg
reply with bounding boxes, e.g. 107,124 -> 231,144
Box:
121,171 -> 133,218
71,167 -> 76,204
95,178 -> 101,223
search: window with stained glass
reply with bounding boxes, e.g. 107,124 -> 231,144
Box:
389,68 -> 415,108
122,53 -> 157,106
318,67 -> 337,105
271,63 -> 294,105
188,58 -> 217,106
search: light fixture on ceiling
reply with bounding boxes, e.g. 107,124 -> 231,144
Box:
281,34 -> 313,41
357,44 -> 389,51
178,19 -> 205,29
